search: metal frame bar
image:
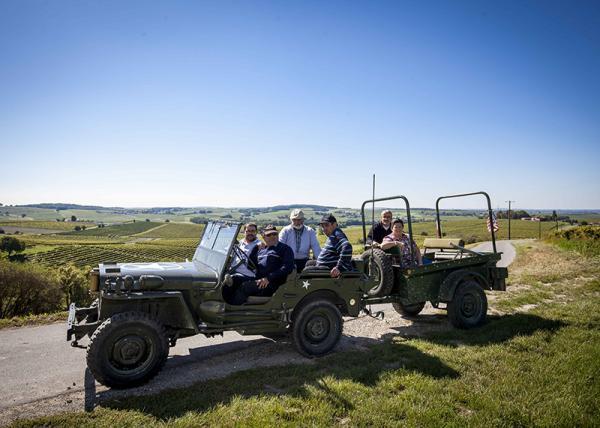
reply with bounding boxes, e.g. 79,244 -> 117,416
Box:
434,191 -> 497,253
360,195 -> 414,261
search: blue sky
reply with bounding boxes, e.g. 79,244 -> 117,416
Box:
1,0 -> 599,209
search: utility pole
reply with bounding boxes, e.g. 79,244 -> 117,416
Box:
505,200 -> 516,240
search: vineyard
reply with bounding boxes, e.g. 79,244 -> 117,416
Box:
28,243 -> 197,268
63,221 -> 164,237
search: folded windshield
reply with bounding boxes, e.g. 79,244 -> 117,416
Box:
193,222 -> 240,276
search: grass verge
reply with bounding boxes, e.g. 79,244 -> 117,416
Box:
0,311 -> 67,330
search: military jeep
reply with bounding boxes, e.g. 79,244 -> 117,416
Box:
67,191 -> 507,388
67,221 -> 368,387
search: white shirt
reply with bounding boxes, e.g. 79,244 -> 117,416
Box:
234,238 -> 261,277
279,224 -> 321,260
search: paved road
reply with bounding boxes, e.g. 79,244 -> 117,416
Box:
471,239 -> 517,267
0,240 -> 517,426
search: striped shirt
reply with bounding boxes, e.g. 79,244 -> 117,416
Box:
316,228 -> 353,271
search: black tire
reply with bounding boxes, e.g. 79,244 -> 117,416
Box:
392,301 -> 426,317
292,299 -> 342,358
361,249 -> 394,296
447,280 -> 488,329
86,311 -> 169,388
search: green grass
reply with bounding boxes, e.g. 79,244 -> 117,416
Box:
0,311 -> 67,330
546,225 -> 600,257
133,222 -> 204,239
11,241 -> 600,427
0,220 -> 96,231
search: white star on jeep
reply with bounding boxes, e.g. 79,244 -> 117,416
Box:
302,280 -> 310,289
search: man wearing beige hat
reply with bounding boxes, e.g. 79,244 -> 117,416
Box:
279,208 -> 321,272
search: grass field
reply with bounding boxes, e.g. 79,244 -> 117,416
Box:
0,220 -> 96,231
133,222 -> 205,238
11,240 -> 600,427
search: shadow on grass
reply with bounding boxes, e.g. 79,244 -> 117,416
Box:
391,312 -> 567,347
98,338 -> 458,421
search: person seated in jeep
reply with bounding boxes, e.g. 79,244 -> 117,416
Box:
307,214 -> 353,278
223,222 -> 262,302
380,218 -> 422,267
228,225 -> 295,305
366,209 -> 393,247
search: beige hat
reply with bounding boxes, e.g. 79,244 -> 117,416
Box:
290,209 -> 305,220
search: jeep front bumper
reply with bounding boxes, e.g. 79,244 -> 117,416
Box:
66,303 -> 101,342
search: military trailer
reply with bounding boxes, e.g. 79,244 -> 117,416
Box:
67,191 -> 507,388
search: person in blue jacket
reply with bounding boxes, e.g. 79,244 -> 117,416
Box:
229,224 -> 294,305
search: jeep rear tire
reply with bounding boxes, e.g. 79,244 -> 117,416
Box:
87,311 -> 169,388
392,301 -> 425,317
292,299 -> 342,358
361,249 -> 394,296
447,280 -> 487,329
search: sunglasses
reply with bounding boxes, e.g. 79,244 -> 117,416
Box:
264,231 -> 278,236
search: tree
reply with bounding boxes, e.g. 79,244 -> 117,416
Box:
21,214 -> 26,218
165,219 -> 170,223
0,236 -> 26,257
71,215 -> 77,222
0,228 -> 4,234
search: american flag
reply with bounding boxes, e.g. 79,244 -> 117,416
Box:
487,212 -> 499,233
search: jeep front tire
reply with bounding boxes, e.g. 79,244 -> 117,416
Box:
87,311 -> 169,388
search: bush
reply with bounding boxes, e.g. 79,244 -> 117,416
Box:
420,231 -> 428,236
0,260 -> 64,318
58,264 -> 93,307
466,236 -> 478,244
0,228 -> 4,234
0,236 -> 26,256
74,225 -> 82,231
547,225 -> 600,257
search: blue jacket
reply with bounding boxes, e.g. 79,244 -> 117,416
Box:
249,242 -> 295,287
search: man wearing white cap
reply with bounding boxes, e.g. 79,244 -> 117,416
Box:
279,208 -> 321,272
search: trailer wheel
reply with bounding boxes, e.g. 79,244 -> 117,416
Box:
447,280 -> 487,329
392,301 -> 425,317
361,249 -> 394,296
292,299 -> 342,358
87,311 -> 169,388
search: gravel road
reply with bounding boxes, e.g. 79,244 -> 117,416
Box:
0,241 -> 516,426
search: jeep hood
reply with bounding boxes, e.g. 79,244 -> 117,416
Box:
100,261 -> 218,282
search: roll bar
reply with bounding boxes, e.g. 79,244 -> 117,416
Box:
360,195 -> 414,261
435,191 -> 497,253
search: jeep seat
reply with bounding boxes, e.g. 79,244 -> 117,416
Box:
422,238 -> 467,261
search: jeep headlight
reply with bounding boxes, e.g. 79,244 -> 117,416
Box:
89,268 -> 100,292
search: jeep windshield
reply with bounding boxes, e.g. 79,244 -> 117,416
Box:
192,221 -> 241,277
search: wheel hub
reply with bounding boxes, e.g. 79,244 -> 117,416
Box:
461,294 -> 479,317
306,315 -> 329,342
112,335 -> 148,367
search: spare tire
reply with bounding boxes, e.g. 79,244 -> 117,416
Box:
361,248 -> 394,296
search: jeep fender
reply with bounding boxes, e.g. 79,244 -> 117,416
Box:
438,270 -> 489,303
293,289 -> 358,319
100,291 -> 198,333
